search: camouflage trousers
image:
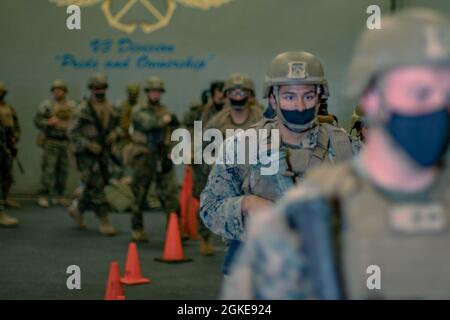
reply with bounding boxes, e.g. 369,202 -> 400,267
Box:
192,164 -> 211,240
130,154 -> 179,230
75,153 -> 109,217
0,151 -> 13,211
40,141 -> 69,196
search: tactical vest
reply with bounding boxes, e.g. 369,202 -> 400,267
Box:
305,162 -> 450,299
132,104 -> 170,147
130,105 -> 173,175
47,100 -> 74,141
52,100 -> 73,121
0,103 -> 15,128
78,100 -> 116,144
241,118 -> 353,202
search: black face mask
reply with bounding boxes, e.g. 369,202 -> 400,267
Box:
128,95 -> 138,104
279,107 -> 317,133
386,108 -> 450,167
213,102 -> 224,110
148,98 -> 160,106
229,97 -> 248,110
94,93 -> 106,101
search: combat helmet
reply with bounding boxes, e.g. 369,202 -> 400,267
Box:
51,80 -> 68,92
223,74 -> 255,93
88,73 -> 108,89
144,76 -> 165,92
346,8 -> 450,100
263,51 -> 329,99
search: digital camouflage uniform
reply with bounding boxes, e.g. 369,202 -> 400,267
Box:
224,9 -> 450,299
34,80 -> 76,201
123,77 -> 179,240
68,73 -> 121,236
198,73 -> 266,266
0,82 -> 21,213
200,55 -> 354,274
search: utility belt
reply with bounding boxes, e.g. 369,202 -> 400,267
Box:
37,133 -> 68,147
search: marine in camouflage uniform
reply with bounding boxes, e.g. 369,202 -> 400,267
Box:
182,81 -> 225,255
223,9 -> 450,299
35,80 -> 76,207
0,83 -> 20,208
199,73 -> 266,267
109,83 -> 141,180
0,82 -> 19,227
200,55 -> 354,275
183,81 -> 225,204
68,73 -> 122,236
122,76 -> 179,242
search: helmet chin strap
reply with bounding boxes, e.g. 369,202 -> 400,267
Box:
273,86 -> 319,133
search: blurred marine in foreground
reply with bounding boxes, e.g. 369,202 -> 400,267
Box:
224,8 -> 450,299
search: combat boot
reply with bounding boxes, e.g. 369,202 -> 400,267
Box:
38,196 -> 50,208
0,211 -> 19,227
99,216 -> 117,236
200,236 -> 214,256
132,229 -> 149,242
5,198 -> 20,209
68,200 -> 87,229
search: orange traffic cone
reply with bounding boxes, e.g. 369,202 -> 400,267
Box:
120,243 -> 151,285
155,213 -> 192,263
104,262 -> 126,300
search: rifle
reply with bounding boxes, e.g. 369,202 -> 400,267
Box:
287,198 -> 344,299
86,101 -> 122,184
1,127 -> 24,174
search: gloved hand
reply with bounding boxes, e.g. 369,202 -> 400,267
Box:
120,176 -> 133,185
87,142 -> 102,155
47,117 -> 59,127
162,114 -> 172,125
106,131 -> 118,145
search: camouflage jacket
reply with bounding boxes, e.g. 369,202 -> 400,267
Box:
68,99 -> 121,155
200,118 -> 354,242
129,103 -> 176,152
34,98 -> 76,141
